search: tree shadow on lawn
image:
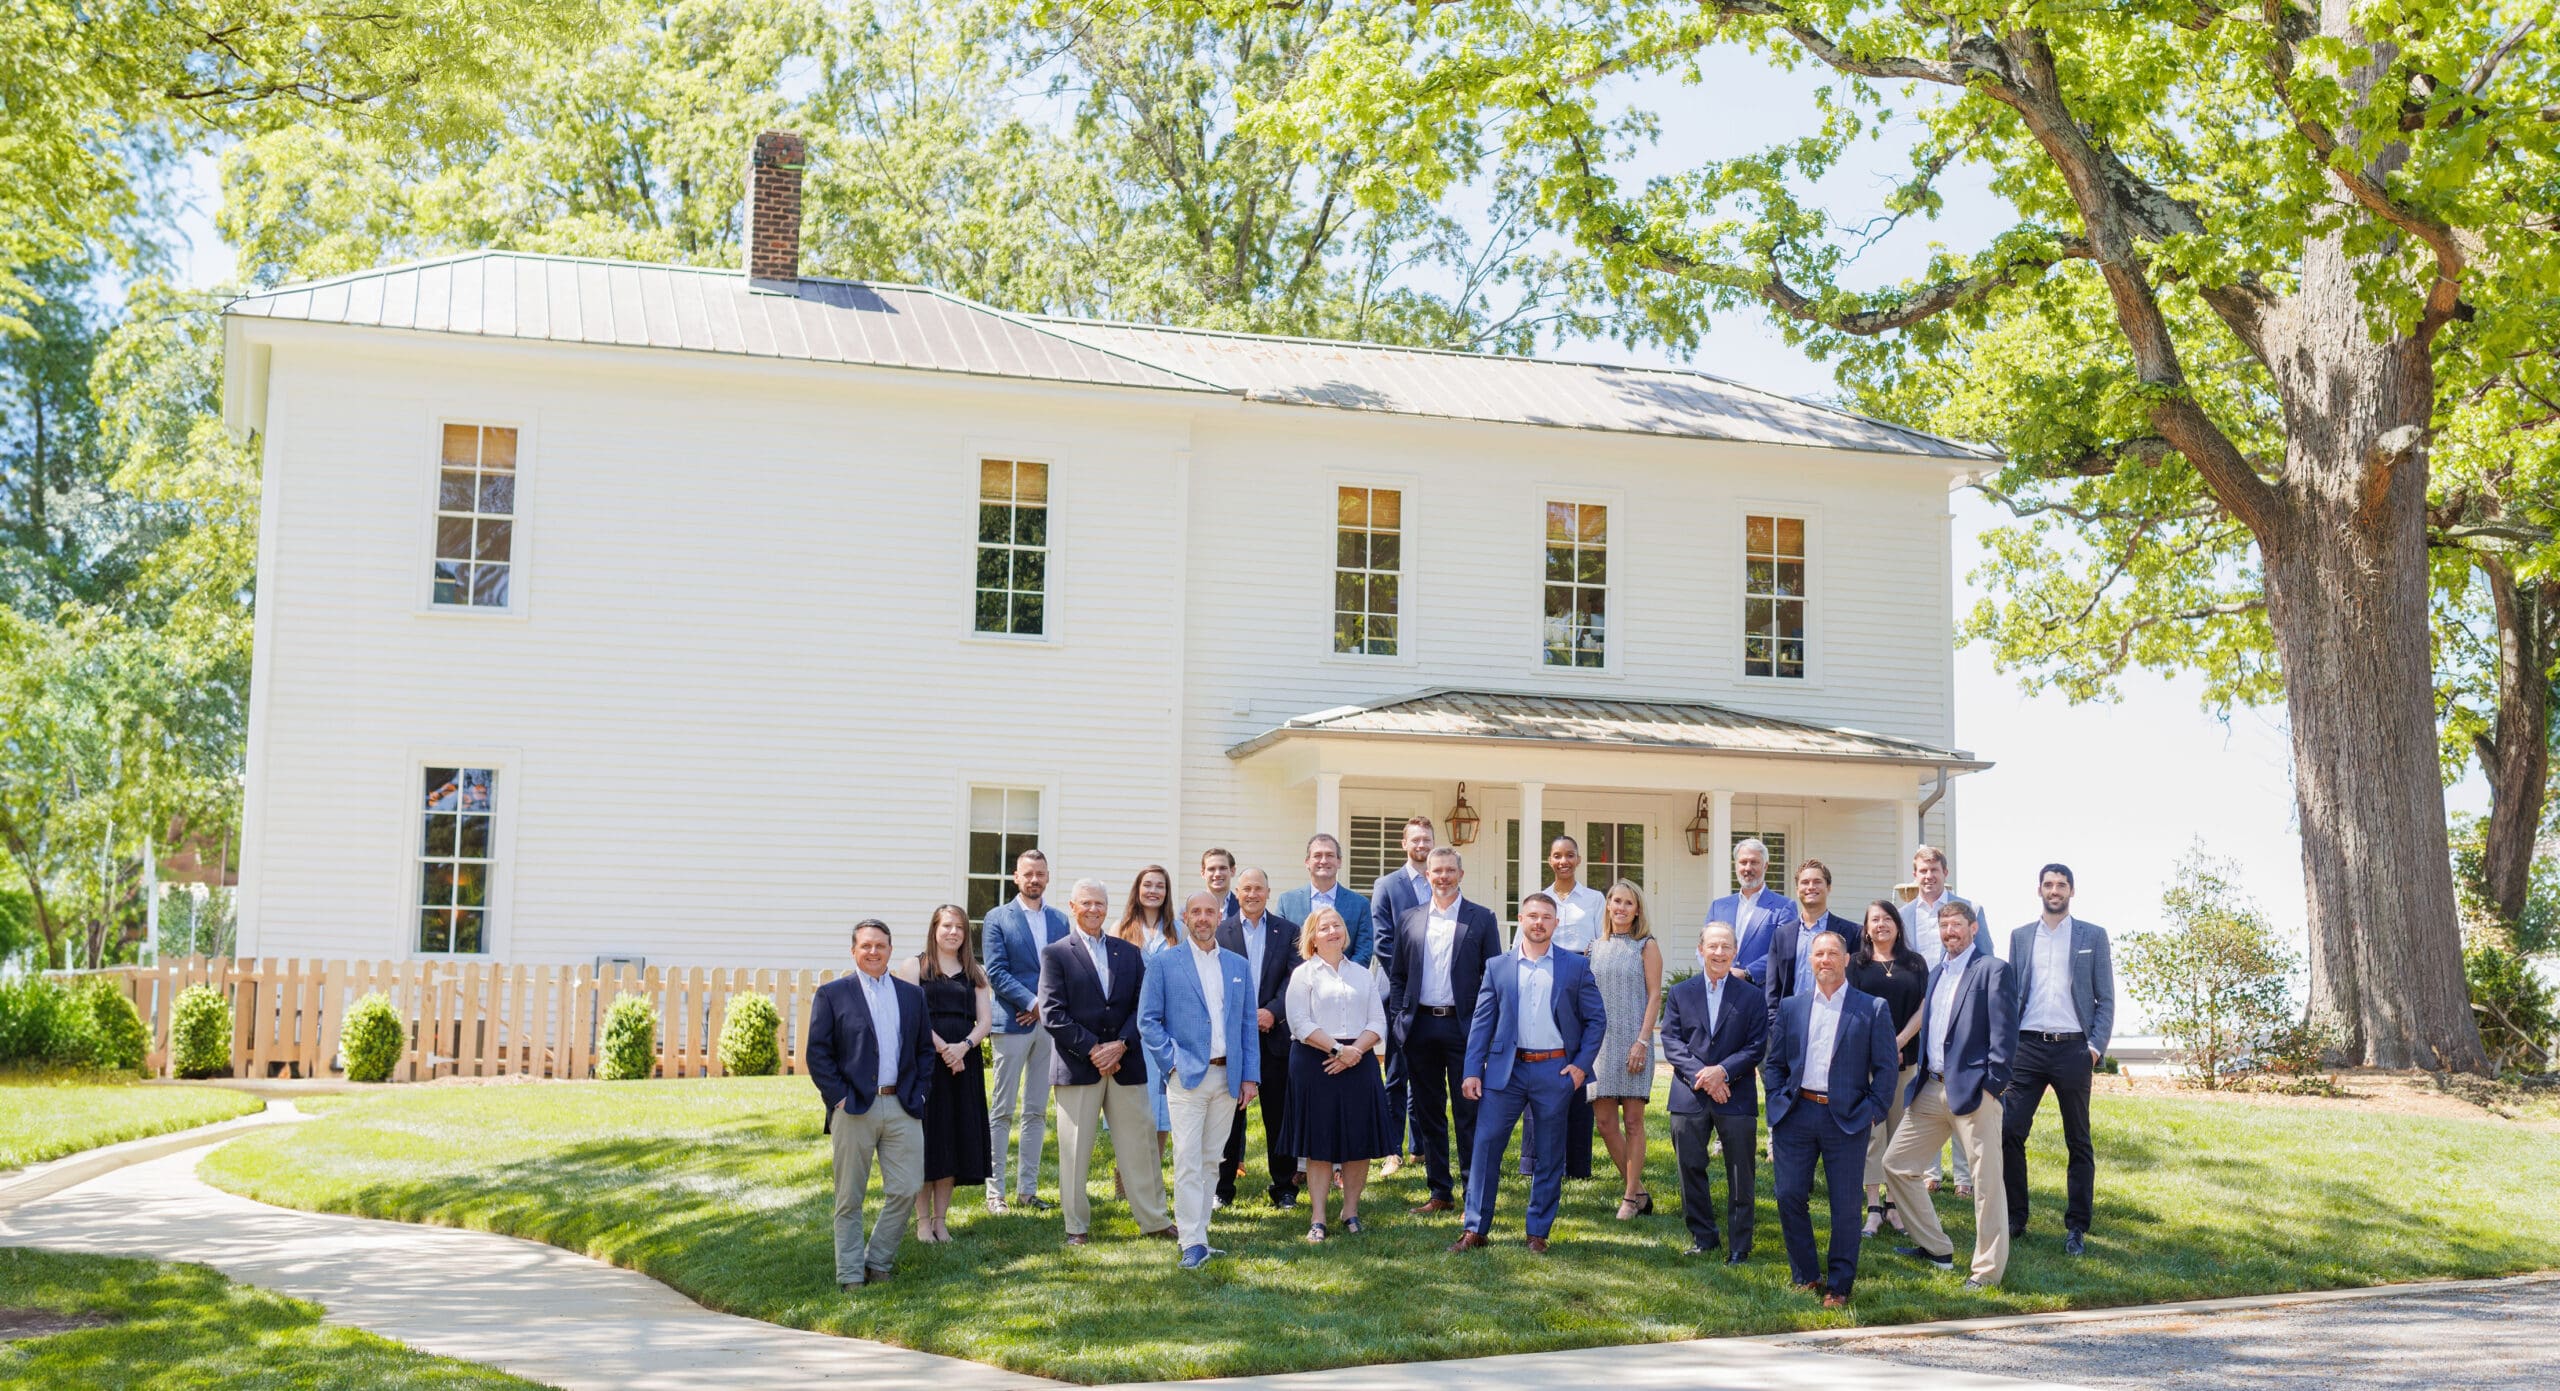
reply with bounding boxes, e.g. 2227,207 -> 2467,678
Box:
273,1095 -> 2560,1384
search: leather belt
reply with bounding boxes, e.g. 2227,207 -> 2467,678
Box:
2027,1030 -> 2087,1044
1207,1056 -> 1227,1067
1517,1048 -> 1567,1063
876,1085 -> 898,1095
1800,1090 -> 1831,1105
1423,1005 -> 1458,1017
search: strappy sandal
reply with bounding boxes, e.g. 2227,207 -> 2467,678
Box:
1884,1199 -> 1906,1234
1862,1202 -> 1887,1237
1342,1215 -> 1364,1234
1306,1223 -> 1328,1243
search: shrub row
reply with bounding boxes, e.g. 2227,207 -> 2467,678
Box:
0,976 -> 153,1075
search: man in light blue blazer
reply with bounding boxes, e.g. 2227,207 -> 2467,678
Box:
1275,833 -> 1374,966
1761,929 -> 1898,1306
1708,837 -> 1800,988
1139,892 -> 1262,1270
980,848 -> 1070,1214
1451,892 -> 1604,1253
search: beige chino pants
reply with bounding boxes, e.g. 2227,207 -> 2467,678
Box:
1054,1078 -> 1172,1238
830,1099 -> 923,1285
1167,1063 -> 1242,1250
1883,1078 -> 2009,1286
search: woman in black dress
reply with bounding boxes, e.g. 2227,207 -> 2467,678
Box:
1848,898 -> 1928,1236
896,904 -> 991,1242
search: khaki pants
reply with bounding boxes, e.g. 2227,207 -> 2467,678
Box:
831,1100 -> 923,1285
1866,1065 -> 1919,1187
1054,1079 -> 1171,1237
1883,1079 -> 2009,1286
1168,1064 -> 1241,1250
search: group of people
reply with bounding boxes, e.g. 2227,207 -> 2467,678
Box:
805,821 -> 2115,1307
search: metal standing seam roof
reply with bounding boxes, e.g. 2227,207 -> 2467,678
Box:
224,250 -> 1991,458
1227,688 -> 1991,770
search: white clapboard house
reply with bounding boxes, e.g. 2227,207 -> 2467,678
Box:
218,133 -> 1992,967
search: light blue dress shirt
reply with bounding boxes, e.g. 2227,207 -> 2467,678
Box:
1241,915 -> 1269,989
856,967 -> 902,1092
1517,952 -> 1563,1050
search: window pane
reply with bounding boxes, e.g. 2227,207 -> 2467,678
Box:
423,813 -> 456,857
1778,598 -> 1806,639
470,565 -> 509,608
967,879 -> 1002,924
1004,832 -> 1039,865
478,473 -> 515,515
975,588 -> 1007,632
1775,559 -> 1805,597
1745,637 -> 1772,677
1578,587 -> 1605,621
1746,596 -> 1774,637
442,424 -> 479,467
1369,574 -> 1398,615
1546,501 -> 1574,541
1011,593 -> 1043,635
1575,644 -> 1604,669
1776,517 -> 1805,556
969,786 -> 1004,828
1576,546 -> 1606,584
1337,572 -> 1366,611
433,564 -> 466,606
437,516 -> 473,560
424,769 -> 460,809
980,459 -> 1012,501
479,428 -> 517,471
1013,506 -> 1046,547
1545,585 -> 1572,619
1011,549 -> 1044,594
979,503 -> 1011,544
1777,640 -> 1806,678
452,862 -> 487,908
422,861 -> 455,907
1746,559 -> 1774,596
1338,486 -> 1367,527
420,909 -> 452,953
1013,462 -> 1048,504
1006,790 -> 1041,834
440,471 -> 476,510
1546,546 -> 1573,582
1578,504 -> 1607,544
452,909 -> 485,954
458,813 -> 491,859
1370,489 -> 1401,529
976,547 -> 1010,590
1368,616 -> 1396,652
1368,531 -> 1399,572
1335,612 -> 1364,653
474,519 -> 512,562
1338,530 -> 1366,569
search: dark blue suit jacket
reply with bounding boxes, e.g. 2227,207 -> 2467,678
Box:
1464,948 -> 1606,1092
1762,983 -> 1898,1135
1217,913 -> 1301,1054
1369,864 -> 1431,982
1762,910 -> 1860,1028
1913,948 -> 2016,1115
1037,932 -> 1150,1088
1660,973 -> 1767,1117
806,971 -> 933,1130
1383,896 -> 1503,1050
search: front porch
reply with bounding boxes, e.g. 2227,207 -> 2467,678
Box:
1227,688 -> 1990,934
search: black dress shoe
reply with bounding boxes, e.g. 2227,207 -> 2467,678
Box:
2065,1230 -> 2087,1256
1896,1244 -> 1955,1270
1725,1252 -> 1748,1266
1682,1242 -> 1711,1257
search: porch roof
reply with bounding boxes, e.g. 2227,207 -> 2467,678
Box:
1227,688 -> 1990,772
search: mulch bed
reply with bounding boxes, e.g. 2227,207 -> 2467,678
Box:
0,1307 -> 118,1341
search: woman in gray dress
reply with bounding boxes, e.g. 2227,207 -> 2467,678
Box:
1589,880 -> 1665,1220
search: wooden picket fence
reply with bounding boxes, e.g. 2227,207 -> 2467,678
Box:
100,956 -> 848,1082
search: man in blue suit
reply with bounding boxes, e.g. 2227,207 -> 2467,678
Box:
1762,929 -> 1897,1306
1275,833 -> 1373,966
1369,815 -> 1437,1172
1388,846 -> 1504,1215
1885,897 -> 2017,1287
1708,837 -> 1800,988
1662,921 -> 1766,1263
981,848 -> 1069,1215
1452,892 -> 1604,1253
1762,859 -> 1861,1029
806,918 -> 934,1290
1141,892 -> 1263,1270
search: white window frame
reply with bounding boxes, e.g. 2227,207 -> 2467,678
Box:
398,746 -> 520,960
1324,471 -> 1421,667
963,449 -> 1061,647
954,776 -> 1061,924
415,410 -> 536,622
1736,500 -> 1822,687
1530,485 -> 1626,676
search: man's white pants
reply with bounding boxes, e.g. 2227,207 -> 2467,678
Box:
1168,1063 -> 1238,1250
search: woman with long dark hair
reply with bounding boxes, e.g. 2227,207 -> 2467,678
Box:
1848,897 -> 1928,1236
1115,865 -> 1180,1156
894,904 -> 992,1242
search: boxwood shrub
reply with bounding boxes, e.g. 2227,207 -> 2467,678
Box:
84,978 -> 151,1075
339,992 -> 404,1083
717,992 -> 781,1077
170,983 -> 233,1079
600,992 -> 658,1080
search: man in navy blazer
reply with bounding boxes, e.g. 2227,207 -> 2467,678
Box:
1707,837 -> 1800,988
980,848 -> 1069,1214
1661,921 -> 1767,1263
1387,846 -> 1504,1214
1761,860 -> 1858,1030
806,919 -> 934,1290
1369,815 -> 1437,1171
1883,898 -> 2016,1287
1039,879 -> 1173,1245
1217,868 -> 1302,1208
1275,833 -> 1373,966
1141,892 -> 1263,1269
1452,892 -> 1604,1252
1761,929 -> 1897,1305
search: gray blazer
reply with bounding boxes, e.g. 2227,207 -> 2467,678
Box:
2004,918 -> 2115,1058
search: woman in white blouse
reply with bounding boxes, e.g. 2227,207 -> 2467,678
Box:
1279,903 -> 1392,1242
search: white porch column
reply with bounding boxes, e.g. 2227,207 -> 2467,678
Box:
1518,780 -> 1545,870
1709,789 -> 1734,900
1315,772 -> 1344,849
1897,797 -> 1922,882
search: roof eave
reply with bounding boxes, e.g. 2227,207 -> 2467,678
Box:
1224,724 -> 1994,772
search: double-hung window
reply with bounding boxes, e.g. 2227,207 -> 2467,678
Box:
1542,501 -> 1608,668
419,768 -> 496,953
975,460 -> 1048,637
1334,486 -> 1402,655
965,787 -> 1042,924
1744,514 -> 1808,678
434,425 -> 516,608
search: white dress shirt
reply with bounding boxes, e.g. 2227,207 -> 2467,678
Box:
1516,951 -> 1563,1050
1929,945 -> 1974,1075
855,966 -> 902,1093
1801,981 -> 1845,1085
1190,942 -> 1228,1060
1080,929 -> 1112,995
1287,956 -> 1386,1045
1420,898 -> 1461,1007
1544,882 -> 1608,954
1906,892 -> 1952,967
2023,918 -> 2081,1033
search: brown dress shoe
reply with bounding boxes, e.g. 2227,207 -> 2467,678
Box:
1409,1196 -> 1456,1215
1448,1230 -> 1489,1252
1065,1233 -> 1090,1247
1822,1292 -> 1852,1309
1525,1235 -> 1549,1254
1145,1226 -> 1179,1242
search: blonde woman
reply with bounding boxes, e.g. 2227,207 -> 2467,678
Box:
1280,903 -> 1391,1242
1590,880 -> 1665,1220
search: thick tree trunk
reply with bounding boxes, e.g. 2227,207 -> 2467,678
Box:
2473,558 -> 2555,928
2258,237 -> 2487,1072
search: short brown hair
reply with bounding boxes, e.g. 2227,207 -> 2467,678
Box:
1912,844 -> 1949,871
1201,847 -> 1235,871
1796,858 -> 1833,886
1403,815 -> 1435,835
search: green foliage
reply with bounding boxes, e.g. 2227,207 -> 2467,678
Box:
0,975 -> 100,1068
2123,851 -> 2309,1088
717,992 -> 781,1077
2464,940 -> 2557,1075
82,976 -> 149,1075
600,993 -> 658,1081
339,992 -> 405,1084
2453,812 -> 2560,958
170,982 -> 232,1080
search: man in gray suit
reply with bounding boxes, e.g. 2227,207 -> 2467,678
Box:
2001,863 -> 2114,1256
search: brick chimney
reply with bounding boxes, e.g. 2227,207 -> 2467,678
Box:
745,130 -> 806,285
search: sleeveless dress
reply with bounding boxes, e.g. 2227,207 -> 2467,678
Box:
920,973 -> 992,1185
1589,933 -> 1654,1099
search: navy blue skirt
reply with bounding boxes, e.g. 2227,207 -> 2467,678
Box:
1281,1041 -> 1395,1163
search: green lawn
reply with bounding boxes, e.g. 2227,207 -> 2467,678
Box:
0,1247 -> 545,1389
199,1076 -> 2560,1383
0,1080 -> 262,1170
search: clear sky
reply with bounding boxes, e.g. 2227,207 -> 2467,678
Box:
154,39 -> 2491,985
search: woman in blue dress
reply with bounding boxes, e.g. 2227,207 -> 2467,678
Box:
1113,864 -> 1181,1165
